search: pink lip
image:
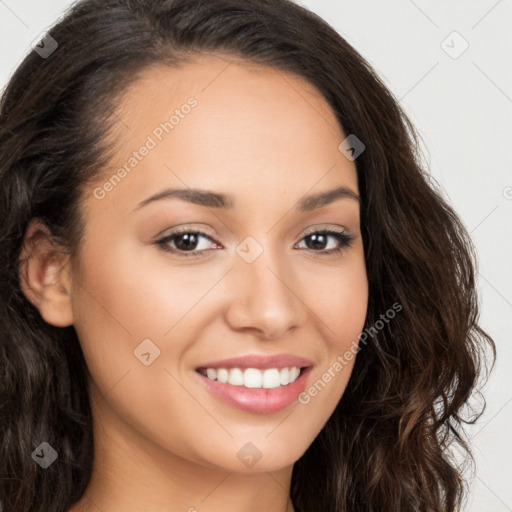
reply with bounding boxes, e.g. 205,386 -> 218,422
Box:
196,353 -> 313,370
196,367 -> 313,414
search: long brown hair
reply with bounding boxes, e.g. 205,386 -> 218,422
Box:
0,1 -> 495,510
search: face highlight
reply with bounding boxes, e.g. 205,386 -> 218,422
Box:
67,55 -> 368,507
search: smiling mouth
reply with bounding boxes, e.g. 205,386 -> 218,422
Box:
196,366 -> 305,389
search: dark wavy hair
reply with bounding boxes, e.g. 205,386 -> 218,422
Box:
0,0 -> 495,511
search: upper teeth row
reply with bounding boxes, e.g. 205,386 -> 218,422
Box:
199,367 -> 301,389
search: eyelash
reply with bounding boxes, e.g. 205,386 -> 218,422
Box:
155,227 -> 355,259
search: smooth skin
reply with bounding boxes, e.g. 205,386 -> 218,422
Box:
20,55 -> 368,512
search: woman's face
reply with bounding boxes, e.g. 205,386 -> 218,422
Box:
70,55 -> 368,474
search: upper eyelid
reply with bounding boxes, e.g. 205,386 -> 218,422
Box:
157,228 -> 220,244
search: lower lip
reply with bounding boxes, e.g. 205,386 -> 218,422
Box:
196,367 -> 312,414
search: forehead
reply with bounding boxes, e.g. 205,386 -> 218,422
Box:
87,55 -> 358,218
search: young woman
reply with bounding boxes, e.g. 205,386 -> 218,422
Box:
0,0 -> 495,511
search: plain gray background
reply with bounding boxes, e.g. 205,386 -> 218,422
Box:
1,1 -> 511,510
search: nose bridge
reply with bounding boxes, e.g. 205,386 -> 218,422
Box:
225,235 -> 305,337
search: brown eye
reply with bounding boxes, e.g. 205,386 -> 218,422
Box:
172,232 -> 201,251
156,231 -> 221,258
296,229 -> 355,254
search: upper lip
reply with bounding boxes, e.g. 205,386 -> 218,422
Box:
196,353 -> 314,370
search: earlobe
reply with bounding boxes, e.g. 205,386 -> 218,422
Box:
18,218 -> 74,327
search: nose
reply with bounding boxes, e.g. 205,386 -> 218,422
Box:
224,244 -> 307,340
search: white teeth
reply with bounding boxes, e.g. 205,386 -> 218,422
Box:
279,367 -> 290,385
228,368 -> 244,386
289,367 -> 300,382
262,368 -> 281,389
244,368 -> 263,388
217,368 -> 229,383
199,366 -> 302,389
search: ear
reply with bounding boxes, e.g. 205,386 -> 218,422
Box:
18,218 -> 74,327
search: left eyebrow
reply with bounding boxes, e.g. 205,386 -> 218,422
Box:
297,185 -> 360,211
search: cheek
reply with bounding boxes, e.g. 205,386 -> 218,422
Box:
304,252 -> 368,345
328,258 -> 368,379
73,236 -> 214,340
70,241 -> 220,461
70,236 -> 231,404
296,253 -> 368,409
